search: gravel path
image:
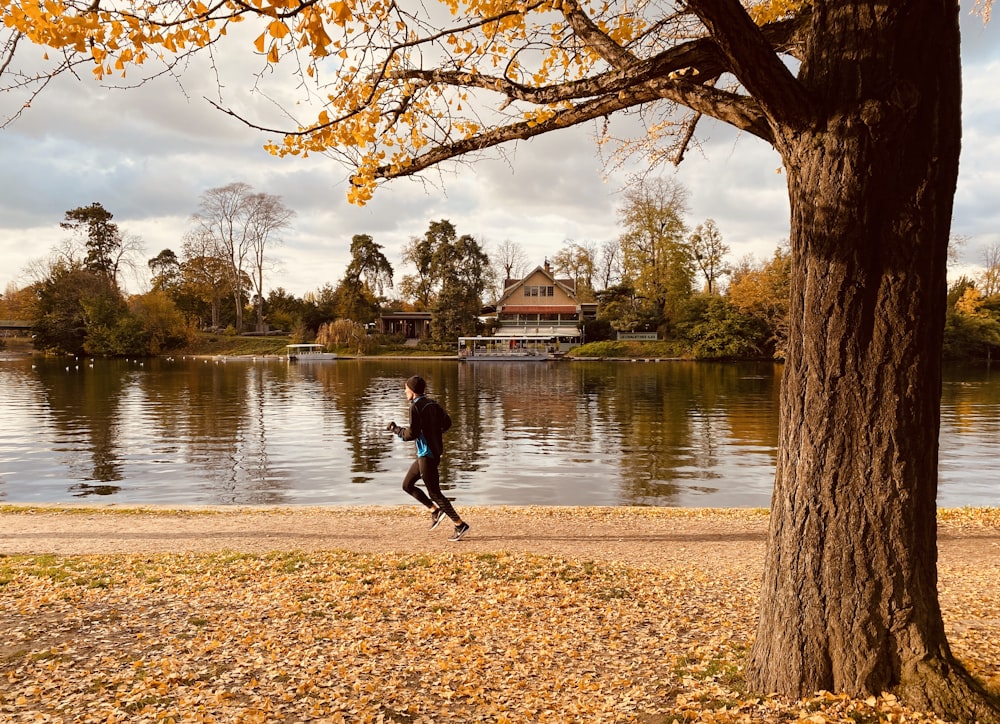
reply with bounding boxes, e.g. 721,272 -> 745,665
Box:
3,505 -> 996,573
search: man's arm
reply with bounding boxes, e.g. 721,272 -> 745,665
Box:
396,401 -> 422,441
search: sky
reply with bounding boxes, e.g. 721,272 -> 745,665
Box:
1,11 -> 999,300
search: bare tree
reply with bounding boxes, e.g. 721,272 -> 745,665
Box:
491,239 -> 530,302
246,192 -> 295,332
688,219 -> 729,295
193,182 -> 293,333
22,240 -> 81,286
115,232 -> 148,293
596,240 -> 623,292
979,242 -> 1000,298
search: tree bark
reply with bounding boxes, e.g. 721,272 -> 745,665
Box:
748,2 -> 1000,720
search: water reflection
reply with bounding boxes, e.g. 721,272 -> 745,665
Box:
31,358 -> 132,492
939,363 -> 1000,507
0,357 -> 996,507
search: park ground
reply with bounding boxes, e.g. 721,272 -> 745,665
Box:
1,505 -> 998,723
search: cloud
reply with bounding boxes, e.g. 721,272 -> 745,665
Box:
2,13 -> 999,298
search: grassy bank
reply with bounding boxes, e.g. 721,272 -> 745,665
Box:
175,333 -> 456,358
566,339 -> 690,360
176,333 -> 292,357
6,332 -> 758,361
3,331 -> 453,359
2,333 -> 296,359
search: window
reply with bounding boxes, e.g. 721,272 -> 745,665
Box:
523,285 -> 554,297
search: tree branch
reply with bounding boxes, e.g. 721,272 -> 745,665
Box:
389,14 -> 799,103
373,71 -> 770,181
558,0 -> 637,69
685,0 -> 811,129
373,86 -> 662,180
649,76 -> 770,138
205,2 -> 802,183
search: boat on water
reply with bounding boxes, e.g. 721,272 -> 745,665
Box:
458,336 -> 553,362
285,343 -> 339,362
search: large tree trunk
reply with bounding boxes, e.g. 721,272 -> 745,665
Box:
748,2 -> 999,720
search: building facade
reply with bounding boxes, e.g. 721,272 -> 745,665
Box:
377,311 -> 432,340
492,262 -> 597,347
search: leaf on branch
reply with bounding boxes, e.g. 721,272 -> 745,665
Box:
267,20 -> 289,39
330,1 -> 351,24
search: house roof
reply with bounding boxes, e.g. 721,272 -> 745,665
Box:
379,311 -> 432,319
500,305 -> 579,314
498,265 -> 579,306
504,276 -> 575,291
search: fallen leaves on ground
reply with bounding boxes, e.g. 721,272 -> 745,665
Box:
0,549 -> 995,723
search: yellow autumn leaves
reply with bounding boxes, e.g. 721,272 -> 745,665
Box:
0,0 -> 676,203
1,551 -> 731,722
1,0 -> 352,79
252,1 -> 343,63
2,542 -> 997,722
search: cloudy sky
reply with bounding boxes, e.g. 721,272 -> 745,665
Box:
1,11 -> 998,300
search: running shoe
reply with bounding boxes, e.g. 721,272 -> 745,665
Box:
430,508 -> 446,530
449,522 -> 470,542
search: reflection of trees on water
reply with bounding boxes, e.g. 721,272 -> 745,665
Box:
298,360 -> 398,484
187,361 -> 287,504
941,364 -> 1000,434
606,362 -> 780,505
12,357 -> 781,506
240,364 -> 284,502
32,359 -> 130,487
454,360 -> 780,506
134,358 -> 290,504
69,483 -> 121,497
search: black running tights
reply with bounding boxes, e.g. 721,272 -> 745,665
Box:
401,457 -> 460,523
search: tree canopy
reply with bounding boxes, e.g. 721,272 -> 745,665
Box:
3,0 -> 808,202
59,203 -> 139,289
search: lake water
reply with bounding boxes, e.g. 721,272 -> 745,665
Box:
0,356 -> 997,508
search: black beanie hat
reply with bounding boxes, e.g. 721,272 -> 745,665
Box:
405,375 -> 426,395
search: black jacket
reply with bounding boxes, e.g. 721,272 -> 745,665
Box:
399,396 -> 452,459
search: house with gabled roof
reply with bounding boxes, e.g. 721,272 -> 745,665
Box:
491,260 -> 597,347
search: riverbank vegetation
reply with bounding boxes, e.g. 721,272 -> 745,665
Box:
4,183 -> 999,364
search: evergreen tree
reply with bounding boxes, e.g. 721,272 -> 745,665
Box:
60,203 -> 125,289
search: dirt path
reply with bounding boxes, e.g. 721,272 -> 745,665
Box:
2,505 -> 996,573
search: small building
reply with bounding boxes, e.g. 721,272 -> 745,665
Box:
378,311 -> 432,340
490,261 -> 597,350
0,319 -> 32,334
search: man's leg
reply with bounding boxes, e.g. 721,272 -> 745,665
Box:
401,459 -> 434,508
418,457 -> 460,523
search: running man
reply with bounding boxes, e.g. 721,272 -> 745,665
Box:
386,375 -> 470,541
